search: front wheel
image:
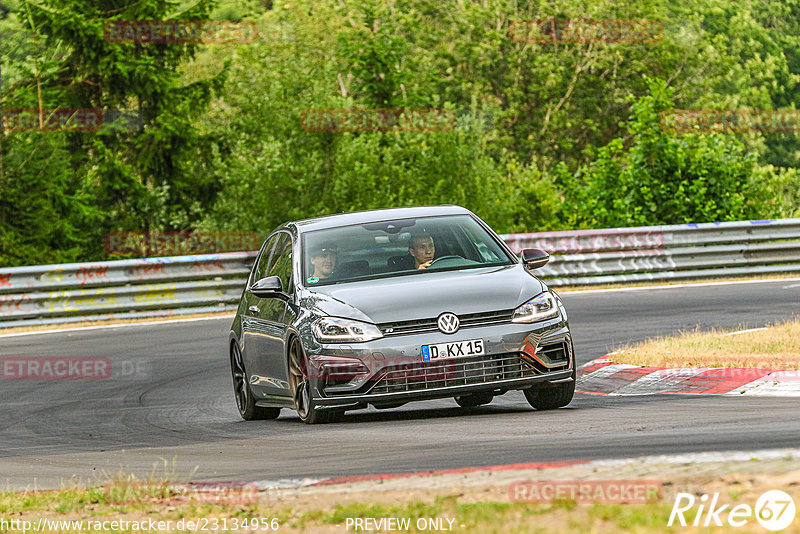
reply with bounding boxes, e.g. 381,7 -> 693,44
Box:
524,365 -> 576,410
231,343 -> 280,421
288,337 -> 343,424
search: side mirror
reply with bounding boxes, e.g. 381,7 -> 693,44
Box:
250,276 -> 284,299
520,248 -> 550,269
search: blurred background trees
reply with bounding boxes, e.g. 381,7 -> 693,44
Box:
1,0 -> 799,265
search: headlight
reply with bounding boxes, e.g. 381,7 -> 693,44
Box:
512,291 -> 559,323
312,317 -> 383,343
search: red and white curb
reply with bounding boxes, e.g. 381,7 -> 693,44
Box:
578,357 -> 800,397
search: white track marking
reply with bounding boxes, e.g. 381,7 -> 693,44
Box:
724,327 -> 768,336
0,315 -> 235,339
730,370 -> 800,396
589,448 -> 800,467
559,277 -> 800,295
254,478 -> 325,490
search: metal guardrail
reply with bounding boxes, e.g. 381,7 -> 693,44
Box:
1,219 -> 799,328
501,218 -> 800,286
0,253 -> 256,328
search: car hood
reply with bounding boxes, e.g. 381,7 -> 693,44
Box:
301,264 -> 544,324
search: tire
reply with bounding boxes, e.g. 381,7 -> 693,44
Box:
524,365 -> 576,410
231,343 -> 281,421
288,337 -> 343,424
454,393 -> 493,408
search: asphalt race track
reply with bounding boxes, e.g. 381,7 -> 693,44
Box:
1,279 -> 799,489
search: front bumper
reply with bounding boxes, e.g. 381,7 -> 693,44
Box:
313,368 -> 573,409
307,317 -> 574,409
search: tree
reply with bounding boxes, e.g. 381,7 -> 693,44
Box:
565,79 -> 762,228
0,1 -> 97,266
20,0 -> 227,253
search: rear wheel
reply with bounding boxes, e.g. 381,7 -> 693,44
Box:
454,393 -> 493,408
524,366 -> 576,410
288,337 -> 343,424
231,343 -> 280,421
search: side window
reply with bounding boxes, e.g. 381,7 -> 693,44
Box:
267,233 -> 293,293
252,234 -> 279,283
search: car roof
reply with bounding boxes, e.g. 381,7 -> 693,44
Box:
289,205 -> 474,233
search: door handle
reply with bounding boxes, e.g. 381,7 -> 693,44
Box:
248,305 -> 260,314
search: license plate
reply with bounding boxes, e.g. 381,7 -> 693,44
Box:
421,339 -> 485,361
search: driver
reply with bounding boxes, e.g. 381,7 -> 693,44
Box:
408,233 -> 435,269
308,245 -> 339,282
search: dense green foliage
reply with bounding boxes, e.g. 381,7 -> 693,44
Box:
562,79 -> 762,228
1,0 -> 799,265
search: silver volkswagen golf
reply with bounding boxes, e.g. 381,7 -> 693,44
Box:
229,205 -> 575,423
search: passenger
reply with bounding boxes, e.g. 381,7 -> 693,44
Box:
309,245 -> 339,282
408,233 -> 435,269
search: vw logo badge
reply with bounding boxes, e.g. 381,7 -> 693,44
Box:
437,312 -> 460,334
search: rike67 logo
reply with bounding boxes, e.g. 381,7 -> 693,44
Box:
669,490 -> 796,531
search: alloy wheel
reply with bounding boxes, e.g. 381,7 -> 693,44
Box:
231,343 -> 248,414
288,338 -> 311,419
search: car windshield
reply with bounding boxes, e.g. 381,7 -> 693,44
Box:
302,214 -> 516,286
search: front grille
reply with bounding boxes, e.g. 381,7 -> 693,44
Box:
378,309 -> 514,336
366,353 -> 537,395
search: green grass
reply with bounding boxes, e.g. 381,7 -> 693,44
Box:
0,483 -> 767,533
